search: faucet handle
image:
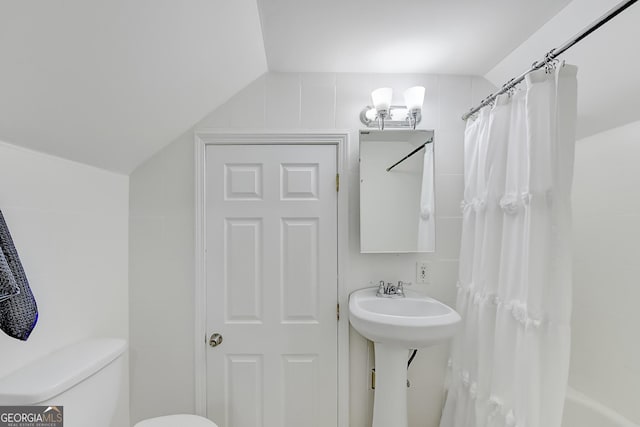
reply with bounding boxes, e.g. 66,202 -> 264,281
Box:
396,281 -> 411,297
376,280 -> 386,297
396,281 -> 405,297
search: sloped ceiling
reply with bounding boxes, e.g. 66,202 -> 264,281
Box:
486,0 -> 640,140
1,0 -> 633,173
0,0 -> 267,173
257,0 -> 572,74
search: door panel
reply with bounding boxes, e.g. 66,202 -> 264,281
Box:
205,144 -> 338,427
224,218 -> 262,323
281,218 -> 319,322
226,355 -> 263,427
282,354 -> 319,426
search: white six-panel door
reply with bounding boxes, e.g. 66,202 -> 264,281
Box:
205,144 -> 338,427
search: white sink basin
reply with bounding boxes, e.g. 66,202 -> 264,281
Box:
349,287 -> 461,348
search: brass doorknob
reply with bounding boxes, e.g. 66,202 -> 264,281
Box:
209,333 -> 223,348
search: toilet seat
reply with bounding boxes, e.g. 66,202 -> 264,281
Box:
134,414 -> 218,427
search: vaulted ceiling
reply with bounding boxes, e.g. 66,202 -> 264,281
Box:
256,0 -> 572,75
0,0 -> 636,173
0,0 -> 267,173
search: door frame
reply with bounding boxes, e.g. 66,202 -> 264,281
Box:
194,131 -> 350,427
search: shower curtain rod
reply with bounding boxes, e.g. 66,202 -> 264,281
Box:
461,0 -> 638,120
386,138 -> 433,172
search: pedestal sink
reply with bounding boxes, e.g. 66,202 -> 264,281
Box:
349,287 -> 461,427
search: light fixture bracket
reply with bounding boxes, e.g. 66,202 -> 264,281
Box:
359,105 -> 422,129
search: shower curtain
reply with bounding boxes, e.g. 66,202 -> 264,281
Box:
440,64 -> 578,427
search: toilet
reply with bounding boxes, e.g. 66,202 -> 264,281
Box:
134,414 -> 217,427
0,338 -> 217,427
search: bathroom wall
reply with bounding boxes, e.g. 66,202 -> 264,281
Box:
129,72 -> 495,426
570,119 -> 640,424
129,130 -> 196,421
0,140 -> 130,425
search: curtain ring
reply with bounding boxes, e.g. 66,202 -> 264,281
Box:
543,51 -> 559,73
502,78 -> 515,91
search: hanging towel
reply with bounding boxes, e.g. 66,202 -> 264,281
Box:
0,210 -> 38,341
417,144 -> 435,251
0,247 -> 20,302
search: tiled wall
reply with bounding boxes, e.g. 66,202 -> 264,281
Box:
129,71 -> 495,426
129,130 -> 196,422
570,119 -> 640,424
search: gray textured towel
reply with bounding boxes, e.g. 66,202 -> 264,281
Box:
0,247 -> 20,302
0,210 -> 38,341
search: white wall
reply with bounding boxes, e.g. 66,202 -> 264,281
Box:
129,130 -> 195,422
129,72 -> 495,426
0,140 -> 130,425
570,120 -> 640,423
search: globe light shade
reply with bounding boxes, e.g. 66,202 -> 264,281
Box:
371,88 -> 392,112
403,86 -> 425,111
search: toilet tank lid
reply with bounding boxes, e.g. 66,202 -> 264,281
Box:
0,338 -> 127,405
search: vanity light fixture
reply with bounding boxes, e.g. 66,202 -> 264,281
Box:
360,86 -> 425,129
371,88 -> 392,130
404,86 -> 425,129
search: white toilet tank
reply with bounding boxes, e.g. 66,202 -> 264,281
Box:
0,338 -> 127,427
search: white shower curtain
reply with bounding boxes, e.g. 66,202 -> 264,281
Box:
440,64 -> 578,427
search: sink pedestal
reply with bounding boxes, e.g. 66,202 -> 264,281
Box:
372,343 -> 409,427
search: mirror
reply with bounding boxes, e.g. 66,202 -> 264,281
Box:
359,129 -> 435,253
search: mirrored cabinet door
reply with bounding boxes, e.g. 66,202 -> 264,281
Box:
359,129 -> 435,253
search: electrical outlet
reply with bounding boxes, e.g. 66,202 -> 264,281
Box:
417,261 -> 430,284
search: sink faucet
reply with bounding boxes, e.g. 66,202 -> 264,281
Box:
376,280 -> 410,298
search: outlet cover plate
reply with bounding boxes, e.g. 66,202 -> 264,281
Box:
417,261 -> 430,284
